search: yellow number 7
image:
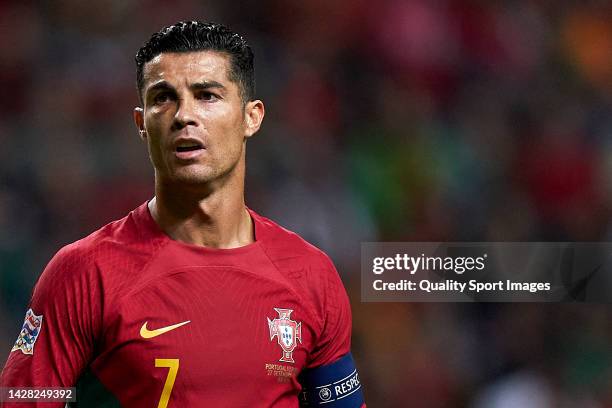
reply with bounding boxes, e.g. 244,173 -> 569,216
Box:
155,359 -> 179,408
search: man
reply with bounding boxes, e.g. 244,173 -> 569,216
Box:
1,21 -> 364,407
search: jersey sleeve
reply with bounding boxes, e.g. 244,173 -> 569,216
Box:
1,243 -> 102,406
306,256 -> 353,368
299,256 -> 365,407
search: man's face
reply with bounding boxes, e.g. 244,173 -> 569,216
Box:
134,51 -> 263,187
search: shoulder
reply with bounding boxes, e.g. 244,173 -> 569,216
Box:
36,203 -> 165,295
252,210 -> 337,275
49,206 -> 149,266
251,210 -> 347,312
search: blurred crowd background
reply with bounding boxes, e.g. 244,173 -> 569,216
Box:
1,0 -> 611,406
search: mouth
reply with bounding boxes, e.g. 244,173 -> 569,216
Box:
176,144 -> 203,152
174,139 -> 206,160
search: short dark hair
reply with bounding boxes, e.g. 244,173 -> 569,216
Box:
135,21 -> 255,104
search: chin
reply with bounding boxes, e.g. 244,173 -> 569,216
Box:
170,165 -> 224,185
160,161 -> 240,187
171,172 -> 215,185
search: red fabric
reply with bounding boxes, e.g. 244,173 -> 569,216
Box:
1,202 -> 354,407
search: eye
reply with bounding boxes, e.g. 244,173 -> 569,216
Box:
196,91 -> 219,102
153,92 -> 174,105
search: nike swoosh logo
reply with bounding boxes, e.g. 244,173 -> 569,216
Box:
140,320 -> 191,339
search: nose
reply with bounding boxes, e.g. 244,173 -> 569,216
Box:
172,98 -> 198,130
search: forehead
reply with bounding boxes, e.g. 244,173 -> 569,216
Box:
142,51 -> 233,89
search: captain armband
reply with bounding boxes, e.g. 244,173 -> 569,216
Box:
298,353 -> 364,407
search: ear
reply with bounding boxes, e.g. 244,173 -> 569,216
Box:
133,107 -> 147,140
244,100 -> 265,139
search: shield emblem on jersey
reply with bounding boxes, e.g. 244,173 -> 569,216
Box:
280,325 -> 294,348
268,308 -> 302,363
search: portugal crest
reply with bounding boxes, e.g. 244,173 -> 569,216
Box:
12,308 -> 43,355
268,308 -> 302,363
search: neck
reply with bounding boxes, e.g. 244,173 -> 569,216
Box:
149,163 -> 254,249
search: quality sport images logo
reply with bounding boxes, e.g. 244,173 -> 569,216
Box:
267,308 -> 302,363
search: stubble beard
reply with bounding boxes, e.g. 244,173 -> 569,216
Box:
155,150 -> 245,195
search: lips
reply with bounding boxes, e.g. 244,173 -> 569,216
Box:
173,137 -> 205,160
176,144 -> 202,152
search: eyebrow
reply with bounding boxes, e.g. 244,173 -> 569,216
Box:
146,81 -> 173,95
146,80 -> 226,95
191,81 -> 226,91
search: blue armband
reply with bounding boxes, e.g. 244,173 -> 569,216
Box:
298,352 -> 364,407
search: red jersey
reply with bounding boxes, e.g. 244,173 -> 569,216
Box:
1,203 -> 362,407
